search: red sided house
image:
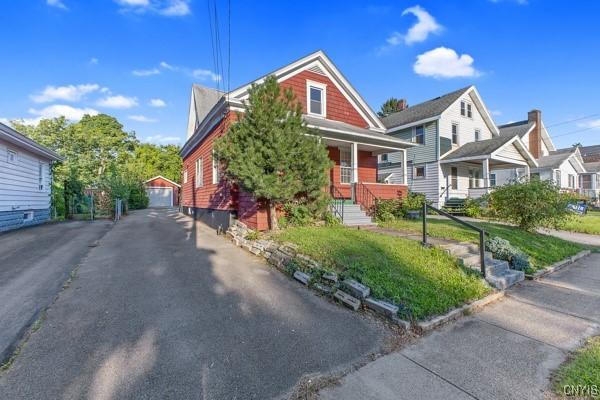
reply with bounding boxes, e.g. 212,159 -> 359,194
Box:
144,176 -> 180,208
180,51 -> 414,231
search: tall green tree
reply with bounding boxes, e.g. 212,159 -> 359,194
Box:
124,143 -> 182,183
214,75 -> 332,230
378,97 -> 405,117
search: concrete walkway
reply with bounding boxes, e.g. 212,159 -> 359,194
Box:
428,214 -> 600,246
319,253 -> 600,400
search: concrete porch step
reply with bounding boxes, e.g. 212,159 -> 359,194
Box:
486,269 -> 525,290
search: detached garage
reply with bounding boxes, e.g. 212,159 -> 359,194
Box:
144,176 -> 180,208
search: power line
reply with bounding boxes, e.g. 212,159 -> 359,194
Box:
206,0 -> 218,90
227,0 -> 231,97
546,113 -> 600,128
549,126 -> 597,140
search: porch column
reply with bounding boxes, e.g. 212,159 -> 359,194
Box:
524,164 -> 531,181
351,142 -> 358,183
482,158 -> 490,188
402,149 -> 408,185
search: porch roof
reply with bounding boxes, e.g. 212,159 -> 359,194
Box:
583,162 -> 600,174
304,115 -> 415,151
440,134 -> 538,167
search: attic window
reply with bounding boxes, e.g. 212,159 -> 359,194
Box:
460,101 -> 466,116
467,103 -> 472,118
307,81 -> 326,117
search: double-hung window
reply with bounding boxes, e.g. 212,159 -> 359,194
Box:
340,148 -> 352,184
414,125 -> 424,144
450,167 -> 458,190
414,165 -> 426,179
555,170 -> 562,186
38,162 -> 44,191
460,101 -> 466,116
475,129 -> 481,142
212,150 -> 220,184
195,158 -> 203,188
568,174 -> 575,188
307,81 -> 326,117
452,123 -> 459,145
490,173 -> 497,187
183,168 -> 188,184
467,103 -> 472,118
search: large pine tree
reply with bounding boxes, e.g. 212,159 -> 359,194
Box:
214,75 -> 332,230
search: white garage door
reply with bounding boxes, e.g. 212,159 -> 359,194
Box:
147,187 -> 173,208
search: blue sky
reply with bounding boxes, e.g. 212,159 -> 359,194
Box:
1,0 -> 599,148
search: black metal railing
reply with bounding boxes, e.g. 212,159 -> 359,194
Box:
354,182 -> 378,216
329,185 -> 345,223
422,202 -> 488,277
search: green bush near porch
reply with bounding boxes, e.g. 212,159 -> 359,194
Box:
275,226 -> 490,321
380,218 -> 591,273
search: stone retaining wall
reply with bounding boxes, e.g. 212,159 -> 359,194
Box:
226,221 -> 410,330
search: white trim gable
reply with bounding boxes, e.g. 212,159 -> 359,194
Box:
227,50 -> 385,131
144,175 -> 181,187
441,86 -> 499,137
491,136 -> 538,167
306,80 -> 327,118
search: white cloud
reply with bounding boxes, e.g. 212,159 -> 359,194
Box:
47,0 -> 68,10
29,105 -> 99,121
489,0 -> 528,5
149,98 -> 167,107
386,5 -> 442,46
31,84 -> 100,103
192,69 -> 221,82
132,68 -> 161,77
577,119 -> 600,129
413,47 -> 480,79
89,57 -> 99,65
96,95 -> 139,109
115,0 -> 191,17
128,115 -> 158,123
491,110 -> 502,116
143,134 -> 182,144
159,61 -> 175,70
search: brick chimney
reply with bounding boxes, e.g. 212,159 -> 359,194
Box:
527,109 -> 542,159
398,99 -> 409,111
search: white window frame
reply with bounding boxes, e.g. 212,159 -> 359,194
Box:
467,103 -> 473,118
339,148 -> 352,184
414,165 -> 426,180
7,149 -> 17,164
306,80 -> 327,118
568,174 -> 575,188
490,173 -> 497,187
554,170 -> 562,186
195,158 -> 203,188
183,168 -> 188,184
23,211 -> 34,222
460,101 -> 466,116
212,150 -> 220,185
474,129 -> 481,142
413,125 -> 425,145
451,123 -> 459,145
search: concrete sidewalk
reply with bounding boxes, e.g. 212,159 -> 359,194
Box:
319,253 -> 600,400
427,214 -> 600,247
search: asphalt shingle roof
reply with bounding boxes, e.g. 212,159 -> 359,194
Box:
303,115 -> 405,142
580,145 -> 600,158
535,148 -> 576,169
442,134 -> 515,161
381,86 -> 472,129
583,161 -> 600,173
498,120 -> 535,138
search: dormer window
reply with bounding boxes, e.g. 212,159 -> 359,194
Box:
307,81 -> 326,117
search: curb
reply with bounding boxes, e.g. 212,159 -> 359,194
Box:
525,250 -> 591,280
414,291 -> 505,333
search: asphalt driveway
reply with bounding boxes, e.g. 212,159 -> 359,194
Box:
0,219 -> 113,364
0,209 -> 391,400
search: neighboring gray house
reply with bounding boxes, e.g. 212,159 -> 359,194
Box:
0,122 -> 62,232
495,110 -> 586,191
378,86 -> 537,206
579,162 -> 600,204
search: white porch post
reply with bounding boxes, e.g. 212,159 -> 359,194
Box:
351,142 -> 358,183
482,158 -> 490,188
524,164 -> 531,181
402,149 -> 408,185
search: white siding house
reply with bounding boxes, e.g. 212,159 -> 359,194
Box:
0,123 -> 61,232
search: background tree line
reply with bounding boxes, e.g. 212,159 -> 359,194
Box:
11,114 -> 182,218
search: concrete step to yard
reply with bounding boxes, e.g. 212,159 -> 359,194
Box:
486,269 -> 525,290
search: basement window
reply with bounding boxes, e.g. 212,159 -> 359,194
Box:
23,211 -> 34,222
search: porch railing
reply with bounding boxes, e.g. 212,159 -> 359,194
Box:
467,187 -> 492,198
422,202 -> 488,277
354,182 -> 378,216
329,185 -> 345,223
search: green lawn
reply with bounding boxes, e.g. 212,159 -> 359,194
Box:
554,336 -> 600,398
560,211 -> 600,235
275,226 -> 490,321
379,218 -> 590,272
